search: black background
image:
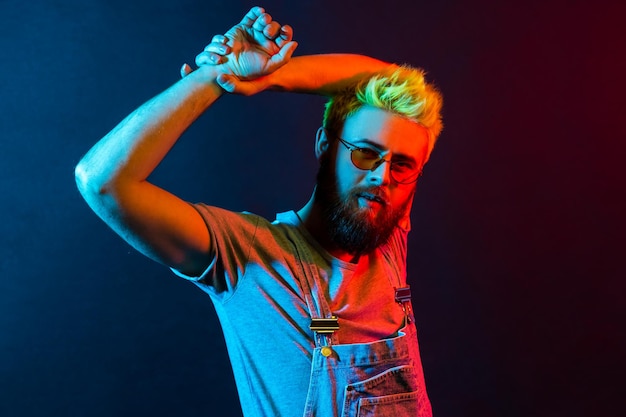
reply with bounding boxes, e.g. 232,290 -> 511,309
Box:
1,1 -> 624,416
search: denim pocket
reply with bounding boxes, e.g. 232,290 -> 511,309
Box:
341,365 -> 419,417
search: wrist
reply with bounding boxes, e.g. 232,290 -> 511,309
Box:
191,65 -> 224,84
262,62 -> 291,92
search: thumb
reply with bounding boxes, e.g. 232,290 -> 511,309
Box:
180,63 -> 194,78
216,73 -> 239,93
216,73 -> 260,96
217,73 -> 257,95
268,41 -> 298,70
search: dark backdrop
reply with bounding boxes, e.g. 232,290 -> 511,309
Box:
1,1 -> 624,416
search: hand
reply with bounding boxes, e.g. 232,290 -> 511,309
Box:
181,7 -> 297,95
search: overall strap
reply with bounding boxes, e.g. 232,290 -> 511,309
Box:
289,228 -> 338,350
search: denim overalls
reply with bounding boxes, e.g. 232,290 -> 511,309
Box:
297,242 -> 433,417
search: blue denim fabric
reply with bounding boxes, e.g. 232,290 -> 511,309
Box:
302,323 -> 431,417
295,214 -> 432,417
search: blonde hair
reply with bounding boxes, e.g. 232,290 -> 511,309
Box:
323,65 -> 443,157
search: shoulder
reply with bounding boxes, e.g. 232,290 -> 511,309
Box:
191,204 -> 266,235
191,204 -> 304,247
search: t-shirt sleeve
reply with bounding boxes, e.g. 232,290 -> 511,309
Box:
170,203 -> 262,298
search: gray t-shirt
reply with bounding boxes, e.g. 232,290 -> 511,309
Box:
173,204 -> 413,416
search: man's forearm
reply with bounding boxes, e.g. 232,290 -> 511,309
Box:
265,54 -> 394,95
76,66 -> 223,194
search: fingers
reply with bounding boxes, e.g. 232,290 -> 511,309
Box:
204,36 -> 231,56
232,6 -> 295,44
194,7 -> 296,79
251,11 -> 272,33
267,40 -> 298,70
263,20 -> 282,39
276,25 -> 293,48
195,51 -> 223,66
239,6 -> 265,27
195,35 -> 231,66
180,63 -> 193,78
216,73 -> 261,96
250,11 -> 290,40
237,7 -> 296,47
215,73 -> 237,93
252,13 -> 281,39
248,12 -> 296,61
211,34 -> 228,45
240,4 -> 293,41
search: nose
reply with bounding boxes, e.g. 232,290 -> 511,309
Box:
367,159 -> 392,185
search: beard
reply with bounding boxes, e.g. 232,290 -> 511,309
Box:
315,154 -> 412,256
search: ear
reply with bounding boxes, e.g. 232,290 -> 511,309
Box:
315,127 -> 330,159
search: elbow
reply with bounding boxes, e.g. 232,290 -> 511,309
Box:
75,158 -> 131,224
74,158 -> 110,201
74,160 -> 122,220
74,161 -> 90,197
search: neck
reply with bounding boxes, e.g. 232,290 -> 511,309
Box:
297,188 -> 361,263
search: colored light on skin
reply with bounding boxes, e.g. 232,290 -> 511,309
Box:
334,105 -> 429,220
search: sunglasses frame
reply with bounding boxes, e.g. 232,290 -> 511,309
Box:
335,136 -> 422,184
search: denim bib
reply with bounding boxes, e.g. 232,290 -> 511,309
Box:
295,240 -> 432,417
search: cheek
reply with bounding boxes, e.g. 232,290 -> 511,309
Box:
391,188 -> 415,208
334,161 -> 359,196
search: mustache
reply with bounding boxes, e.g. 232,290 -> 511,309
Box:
350,186 -> 390,206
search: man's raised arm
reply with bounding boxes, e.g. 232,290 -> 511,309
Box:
185,7 -> 394,97
74,7 -> 296,277
189,34 -> 395,96
265,54 -> 396,95
76,6 -> 396,278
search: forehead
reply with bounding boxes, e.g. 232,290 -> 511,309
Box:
341,106 -> 429,160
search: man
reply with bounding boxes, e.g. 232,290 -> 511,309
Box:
75,6 -> 442,417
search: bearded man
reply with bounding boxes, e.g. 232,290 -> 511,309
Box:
75,6 -> 442,417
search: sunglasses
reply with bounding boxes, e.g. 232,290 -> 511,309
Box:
336,136 -> 422,184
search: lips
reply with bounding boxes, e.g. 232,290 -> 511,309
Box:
357,191 -> 389,206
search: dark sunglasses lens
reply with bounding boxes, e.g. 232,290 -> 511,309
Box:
351,149 -> 379,170
350,146 -> 421,184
